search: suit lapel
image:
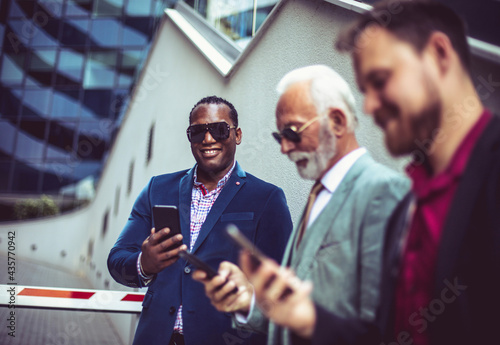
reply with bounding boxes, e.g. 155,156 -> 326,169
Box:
179,167 -> 194,246
434,115 -> 500,294
191,163 -> 246,254
289,153 -> 373,271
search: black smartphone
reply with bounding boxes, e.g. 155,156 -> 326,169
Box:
152,205 -> 182,251
225,224 -> 268,272
179,251 -> 218,279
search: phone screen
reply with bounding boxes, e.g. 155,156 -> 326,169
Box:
152,205 -> 182,251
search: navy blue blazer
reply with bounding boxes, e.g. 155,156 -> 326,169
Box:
108,162 -> 292,345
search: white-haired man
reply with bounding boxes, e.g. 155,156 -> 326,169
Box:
193,65 -> 409,345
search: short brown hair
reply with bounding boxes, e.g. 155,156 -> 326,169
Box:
336,0 -> 471,74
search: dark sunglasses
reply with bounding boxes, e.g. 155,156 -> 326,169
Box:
187,121 -> 237,143
272,116 -> 320,144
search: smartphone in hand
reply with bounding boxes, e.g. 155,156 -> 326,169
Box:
152,205 -> 182,251
179,251 -> 218,279
225,224 -> 268,272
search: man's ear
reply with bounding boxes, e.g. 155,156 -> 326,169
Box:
235,128 -> 242,145
328,109 -> 347,137
425,31 -> 454,76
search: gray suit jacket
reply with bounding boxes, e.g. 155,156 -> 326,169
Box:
242,153 -> 409,345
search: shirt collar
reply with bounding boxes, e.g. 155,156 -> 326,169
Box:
406,109 -> 492,199
193,161 -> 236,194
320,147 -> 367,194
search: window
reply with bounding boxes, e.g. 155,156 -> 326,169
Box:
114,186 -> 120,216
147,124 -> 154,164
127,160 -> 134,195
1,52 -> 26,85
90,19 -> 121,47
84,51 -> 117,88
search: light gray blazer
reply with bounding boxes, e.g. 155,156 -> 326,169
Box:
241,153 -> 409,345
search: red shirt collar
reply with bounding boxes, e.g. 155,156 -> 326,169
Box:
406,109 -> 492,200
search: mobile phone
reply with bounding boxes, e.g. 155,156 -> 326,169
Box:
226,224 -> 292,299
225,224 -> 268,272
178,251 -> 218,279
152,205 -> 182,251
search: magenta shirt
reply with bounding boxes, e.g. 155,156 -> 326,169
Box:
394,110 -> 492,345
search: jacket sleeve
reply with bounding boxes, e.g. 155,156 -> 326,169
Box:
254,187 -> 293,262
310,304 -> 379,345
107,177 -> 154,288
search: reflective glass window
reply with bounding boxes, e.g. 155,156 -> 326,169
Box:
6,20 -> 30,47
122,25 -> 148,46
0,121 -> 17,155
110,89 -> 128,119
0,24 -> 5,47
30,20 -> 60,47
65,0 -> 92,17
61,19 -> 89,46
47,121 -> 77,153
39,0 -> 64,18
15,129 -> 45,159
126,0 -> 153,16
42,164 -> 74,192
52,89 -> 81,118
28,49 -> 56,85
1,52 -> 26,85
0,87 -> 22,116
46,143 -> 73,160
0,161 -> 12,192
57,49 -> 84,82
77,121 -> 109,159
11,162 -> 43,192
82,89 -> 111,118
73,160 -> 101,180
22,88 -> 52,117
8,2 -> 26,18
90,19 -> 121,47
18,119 -> 48,142
84,51 -> 117,88
93,0 -> 124,16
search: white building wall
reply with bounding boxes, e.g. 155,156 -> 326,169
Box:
2,0 -> 498,344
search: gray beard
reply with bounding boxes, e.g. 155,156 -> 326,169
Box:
288,121 -> 337,180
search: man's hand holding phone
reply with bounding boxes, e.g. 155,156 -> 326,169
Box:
141,227 -> 187,275
192,261 -> 253,314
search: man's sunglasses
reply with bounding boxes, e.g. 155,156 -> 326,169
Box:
272,116 -> 320,144
187,121 -> 236,143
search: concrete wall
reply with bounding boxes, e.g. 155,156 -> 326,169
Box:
1,0 -> 499,343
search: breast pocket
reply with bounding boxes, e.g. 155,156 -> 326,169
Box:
220,212 -> 254,222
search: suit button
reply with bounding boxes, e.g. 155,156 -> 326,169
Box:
169,307 -> 176,315
184,266 -> 191,274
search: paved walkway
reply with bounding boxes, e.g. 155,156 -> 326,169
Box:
0,254 -> 125,345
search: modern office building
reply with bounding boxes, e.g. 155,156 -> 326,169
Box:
0,0 -> 176,219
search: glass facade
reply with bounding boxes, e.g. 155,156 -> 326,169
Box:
184,0 -> 279,49
0,0 -> 175,219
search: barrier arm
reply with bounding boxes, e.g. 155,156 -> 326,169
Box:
0,284 -> 144,314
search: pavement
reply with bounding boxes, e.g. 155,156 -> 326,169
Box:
0,254 -> 125,345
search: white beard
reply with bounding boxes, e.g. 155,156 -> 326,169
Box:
288,121 -> 337,180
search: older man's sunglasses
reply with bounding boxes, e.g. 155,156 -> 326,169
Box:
272,116 -> 320,144
187,121 -> 236,143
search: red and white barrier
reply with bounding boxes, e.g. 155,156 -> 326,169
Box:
0,284 -> 144,313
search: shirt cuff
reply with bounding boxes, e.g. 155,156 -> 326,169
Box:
137,252 -> 154,285
234,291 -> 256,324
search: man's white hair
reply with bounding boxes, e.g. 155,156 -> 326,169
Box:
276,65 -> 358,131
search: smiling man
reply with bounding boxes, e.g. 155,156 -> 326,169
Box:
108,96 -> 292,345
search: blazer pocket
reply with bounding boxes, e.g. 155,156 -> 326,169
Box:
142,290 -> 153,308
220,212 -> 254,222
316,241 -> 343,259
